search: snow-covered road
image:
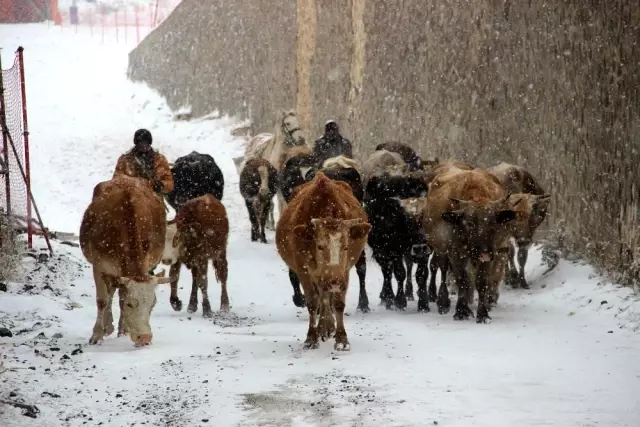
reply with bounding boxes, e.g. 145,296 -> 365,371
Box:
1,24 -> 639,427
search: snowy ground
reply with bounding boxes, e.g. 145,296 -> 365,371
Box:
1,24 -> 640,427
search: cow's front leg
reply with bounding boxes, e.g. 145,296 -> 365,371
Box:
379,259 -> 395,309
333,290 -> 350,351
517,245 -> 530,289
355,251 -> 369,313
404,254 -> 415,301
303,286 -> 319,349
89,269 -> 109,344
117,284 -> 129,337
392,257 -> 407,310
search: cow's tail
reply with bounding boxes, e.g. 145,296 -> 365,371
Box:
257,165 -> 270,199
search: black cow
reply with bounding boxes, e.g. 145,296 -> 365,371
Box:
365,196 -> 432,311
166,151 -> 224,212
364,173 -> 430,307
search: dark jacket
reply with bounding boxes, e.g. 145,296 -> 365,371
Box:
312,135 -> 354,166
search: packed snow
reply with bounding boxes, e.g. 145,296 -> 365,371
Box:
1,24 -> 640,427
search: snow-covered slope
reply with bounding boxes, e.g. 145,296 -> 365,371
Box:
1,24 -> 639,427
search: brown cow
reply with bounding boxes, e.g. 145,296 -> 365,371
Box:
422,168 -> 517,323
239,158 -> 279,243
275,172 -> 371,350
80,175 -> 172,347
161,194 -> 230,317
488,162 -> 550,289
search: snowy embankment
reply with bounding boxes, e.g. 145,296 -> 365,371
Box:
1,24 -> 640,427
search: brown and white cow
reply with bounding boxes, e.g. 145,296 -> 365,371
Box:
161,194 -> 230,317
239,158 -> 279,243
80,175 -> 172,347
422,168 -> 518,323
275,172 -> 371,351
488,162 -> 551,289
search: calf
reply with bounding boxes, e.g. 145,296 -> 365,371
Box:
80,175 -> 172,347
161,194 -> 230,317
365,195 -> 432,311
275,172 -> 371,351
166,151 -> 224,212
364,172 -> 429,302
488,163 -> 550,289
422,168 -> 518,323
239,158 -> 278,243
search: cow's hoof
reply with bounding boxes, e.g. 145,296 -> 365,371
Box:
304,339 -> 319,350
187,303 -> 198,314
453,305 -> 473,321
202,309 -> 213,319
417,300 -> 430,313
520,279 -> 530,290
394,296 -> 408,310
357,304 -> 370,313
292,293 -> 306,308
334,341 -> 351,351
170,298 -> 183,312
88,335 -> 102,345
220,304 -> 230,313
477,314 -> 492,324
104,324 -> 115,336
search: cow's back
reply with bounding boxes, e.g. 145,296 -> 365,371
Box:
80,176 -> 166,278
424,169 -> 505,251
177,194 -> 229,259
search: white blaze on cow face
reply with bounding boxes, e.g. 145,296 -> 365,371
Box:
328,232 -> 342,266
119,280 -> 159,347
162,222 -> 180,265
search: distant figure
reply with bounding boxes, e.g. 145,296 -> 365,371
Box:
113,129 -> 174,198
312,120 -> 353,166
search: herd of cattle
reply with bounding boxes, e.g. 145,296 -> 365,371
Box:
77,135 -> 550,352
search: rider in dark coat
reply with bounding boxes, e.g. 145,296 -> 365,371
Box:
312,120 -> 354,166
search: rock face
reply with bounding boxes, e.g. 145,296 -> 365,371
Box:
128,1 -> 640,285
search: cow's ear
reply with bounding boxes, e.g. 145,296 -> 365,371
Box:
293,225 -> 314,242
442,210 -> 465,225
496,210 -> 516,224
349,223 -> 372,241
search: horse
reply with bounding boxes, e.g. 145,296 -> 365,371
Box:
232,109 -> 308,230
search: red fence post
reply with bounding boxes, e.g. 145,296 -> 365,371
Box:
16,47 -> 32,249
135,6 -> 140,45
16,48 -> 53,254
153,0 -> 159,27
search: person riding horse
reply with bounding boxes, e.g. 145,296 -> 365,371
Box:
113,128 -> 174,197
312,120 -> 354,166
113,129 -> 174,276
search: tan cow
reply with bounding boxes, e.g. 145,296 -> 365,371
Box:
80,175 -> 172,347
488,162 -> 551,289
360,149 -> 407,187
275,172 -> 371,351
422,169 -> 517,323
161,194 -> 230,317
